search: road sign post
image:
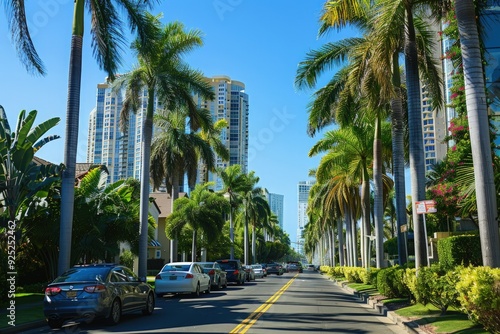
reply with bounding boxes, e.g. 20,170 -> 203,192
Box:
415,200 -> 437,266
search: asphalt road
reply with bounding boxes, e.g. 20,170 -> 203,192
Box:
18,270 -> 407,334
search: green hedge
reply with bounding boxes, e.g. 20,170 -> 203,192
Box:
437,235 -> 482,269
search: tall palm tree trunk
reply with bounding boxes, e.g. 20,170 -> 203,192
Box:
170,168 -> 180,262
361,172 -> 370,268
373,115 -> 385,268
192,230 -> 197,261
138,90 -> 155,277
244,217 -> 249,264
391,56 -> 408,266
351,215 -> 358,266
329,226 -> 336,267
229,204 -> 234,259
456,0 -> 500,267
252,224 -> 256,264
337,217 -> 345,266
58,0 -> 84,275
405,6 -> 428,269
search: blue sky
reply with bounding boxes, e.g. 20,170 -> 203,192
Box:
0,0 -> 360,245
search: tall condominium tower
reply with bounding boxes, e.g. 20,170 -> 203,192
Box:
87,75 -> 248,190
195,75 -> 249,190
87,79 -> 158,183
268,192 -> 284,230
297,180 -> 314,254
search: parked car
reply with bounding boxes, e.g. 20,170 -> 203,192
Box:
265,262 -> 284,275
155,262 -> 211,297
286,261 -> 303,273
251,264 -> 265,279
307,264 -> 316,271
43,263 -> 154,329
215,259 -> 246,285
198,261 -> 228,290
260,264 -> 268,277
244,265 -> 256,281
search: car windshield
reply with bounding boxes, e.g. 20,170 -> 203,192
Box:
218,262 -> 237,270
252,265 -> 261,269
53,267 -> 110,283
162,265 -> 191,272
199,263 -> 214,269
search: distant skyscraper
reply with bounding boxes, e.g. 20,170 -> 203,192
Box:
268,192 -> 284,229
297,180 -> 314,254
194,75 -> 249,190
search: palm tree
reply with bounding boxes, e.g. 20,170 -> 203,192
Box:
113,16 -> 215,277
58,0 -> 157,275
150,106 -> 217,261
454,0 -> 500,267
218,164 -> 248,259
165,182 -> 229,261
3,1 -> 45,74
199,118 -> 230,184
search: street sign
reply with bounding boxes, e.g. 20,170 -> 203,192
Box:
415,200 -> 437,214
400,224 -> 408,233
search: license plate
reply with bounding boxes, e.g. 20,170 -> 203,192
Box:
66,291 -> 77,298
169,276 -> 177,280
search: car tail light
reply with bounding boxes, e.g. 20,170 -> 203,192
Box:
185,273 -> 194,279
45,287 -> 61,296
84,284 -> 106,293
234,270 -> 239,275
155,274 -> 162,279
208,269 -> 215,275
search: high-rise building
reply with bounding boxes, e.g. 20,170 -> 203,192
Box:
87,79 -> 164,183
195,75 -> 249,190
297,180 -> 314,254
268,192 -> 284,230
87,75 -> 248,189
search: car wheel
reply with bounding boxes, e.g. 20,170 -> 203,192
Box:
107,298 -> 121,325
47,319 -> 63,329
142,292 -> 155,315
205,281 -> 211,294
193,283 -> 200,297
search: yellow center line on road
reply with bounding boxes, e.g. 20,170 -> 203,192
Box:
229,274 -> 298,334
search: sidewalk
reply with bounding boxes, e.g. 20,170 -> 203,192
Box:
326,276 -> 432,334
1,301 -> 46,334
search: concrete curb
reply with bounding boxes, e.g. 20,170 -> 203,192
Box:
327,277 -> 429,334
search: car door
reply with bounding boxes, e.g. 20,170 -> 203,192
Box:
123,267 -> 147,309
111,268 -> 136,311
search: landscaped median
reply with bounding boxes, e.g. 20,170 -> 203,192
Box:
320,265 -> 496,334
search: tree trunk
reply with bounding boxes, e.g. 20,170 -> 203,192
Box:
392,50 -> 408,267
361,167 -> 370,268
337,217 -> 345,266
58,0 -> 84,275
138,89 -> 155,277
170,168 -> 180,263
456,0 -> 500,267
405,5 -> 428,269
373,114 -> 385,268
252,224 -> 256,264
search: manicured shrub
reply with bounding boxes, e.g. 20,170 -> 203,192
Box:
403,268 -> 417,302
456,266 -> 500,333
377,266 -> 409,298
414,264 -> 460,314
344,267 -> 366,283
438,235 -> 481,269
119,250 -> 135,269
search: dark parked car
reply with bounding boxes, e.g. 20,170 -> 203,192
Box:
43,263 -> 154,329
286,261 -> 303,273
265,262 -> 284,275
198,261 -> 228,290
215,259 -> 246,285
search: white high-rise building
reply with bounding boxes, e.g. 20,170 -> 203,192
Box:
195,75 -> 249,190
297,180 -> 314,254
87,79 -> 162,183
87,76 -> 248,190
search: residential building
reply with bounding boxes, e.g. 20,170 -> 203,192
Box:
297,180 -> 314,254
268,192 -> 284,230
194,75 -> 249,190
